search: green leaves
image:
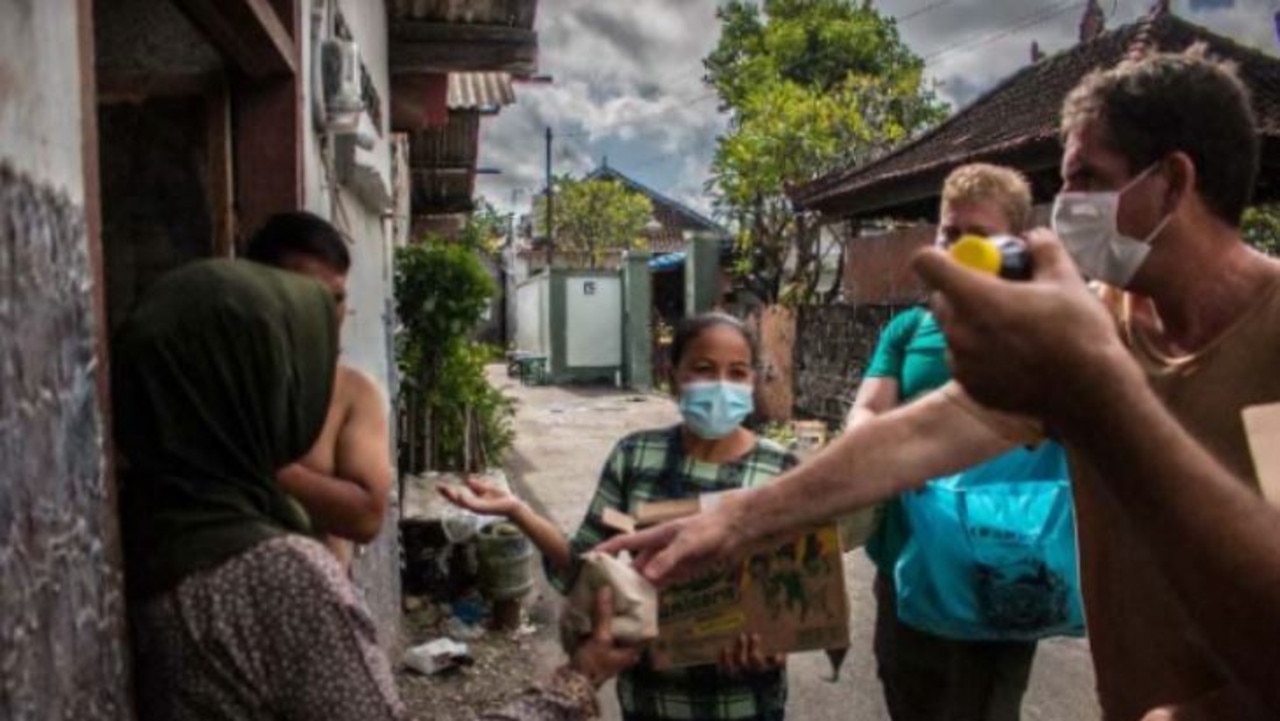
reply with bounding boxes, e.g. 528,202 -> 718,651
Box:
394,236 -> 511,472
394,243 -> 496,354
1243,204 -> 1280,257
461,197 -> 509,255
533,177 -> 654,267
704,0 -> 947,304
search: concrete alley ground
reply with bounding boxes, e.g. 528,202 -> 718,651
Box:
495,368 -> 1101,721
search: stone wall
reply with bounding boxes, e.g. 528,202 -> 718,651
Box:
0,162 -> 128,721
1,2 -> 131,718
794,303 -> 916,424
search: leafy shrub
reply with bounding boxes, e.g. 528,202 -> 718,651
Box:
395,239 -> 513,472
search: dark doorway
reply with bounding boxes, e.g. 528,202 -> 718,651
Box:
98,97 -> 219,331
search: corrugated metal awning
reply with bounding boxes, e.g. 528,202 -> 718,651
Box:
649,252 -> 686,271
447,73 -> 515,111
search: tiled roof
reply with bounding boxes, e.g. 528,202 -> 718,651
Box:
586,165 -> 730,239
447,72 -> 515,111
516,166 -> 731,257
643,225 -> 690,255
792,13 -> 1280,218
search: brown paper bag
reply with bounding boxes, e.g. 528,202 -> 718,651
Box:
560,551 -> 659,654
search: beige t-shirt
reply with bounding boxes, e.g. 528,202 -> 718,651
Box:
943,276 -> 1280,721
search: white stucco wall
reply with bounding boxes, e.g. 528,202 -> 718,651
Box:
300,0 -> 397,402
539,274 -> 552,355
0,0 -> 86,203
565,275 -> 622,368
516,275 -> 547,355
299,1 -> 402,655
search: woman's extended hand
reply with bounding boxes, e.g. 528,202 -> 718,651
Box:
437,476 -> 524,518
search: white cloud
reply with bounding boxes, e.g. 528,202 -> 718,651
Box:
476,0 -> 1278,215
476,0 -> 725,213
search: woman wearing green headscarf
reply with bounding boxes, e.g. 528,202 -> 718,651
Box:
115,260 -> 635,721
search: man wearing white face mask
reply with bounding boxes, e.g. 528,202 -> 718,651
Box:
1052,163 -> 1173,288
602,45 -> 1280,720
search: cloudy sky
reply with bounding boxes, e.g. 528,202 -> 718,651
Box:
476,0 -> 1276,219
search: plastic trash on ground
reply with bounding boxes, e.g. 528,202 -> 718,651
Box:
443,616 -> 486,641
403,638 -> 473,676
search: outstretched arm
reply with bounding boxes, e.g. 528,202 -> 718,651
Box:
599,391 -> 1017,585
915,230 -> 1280,717
439,477 -> 574,574
845,377 -> 901,429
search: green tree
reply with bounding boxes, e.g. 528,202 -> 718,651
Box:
1243,204 -> 1280,257
534,176 -> 654,268
395,232 -> 512,473
461,197 -> 509,255
706,0 -> 947,304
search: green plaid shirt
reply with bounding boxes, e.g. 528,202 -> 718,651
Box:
547,426 -> 799,721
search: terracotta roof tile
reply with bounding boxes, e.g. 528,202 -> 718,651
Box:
793,13 -> 1280,218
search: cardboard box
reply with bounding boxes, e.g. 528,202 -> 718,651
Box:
1244,402 -> 1280,505
625,499 -> 851,670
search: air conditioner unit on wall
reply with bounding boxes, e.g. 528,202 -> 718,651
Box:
336,113 -> 392,212
320,37 -> 363,133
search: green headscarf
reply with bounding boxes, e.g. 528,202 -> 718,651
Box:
113,259 -> 338,599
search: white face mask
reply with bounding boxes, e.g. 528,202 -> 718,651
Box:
1051,165 -> 1174,288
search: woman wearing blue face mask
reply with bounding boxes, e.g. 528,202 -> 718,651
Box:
442,312 -> 796,721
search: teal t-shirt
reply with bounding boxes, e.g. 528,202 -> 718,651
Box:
862,306 -> 952,573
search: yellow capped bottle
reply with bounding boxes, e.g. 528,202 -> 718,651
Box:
948,234 -> 1032,281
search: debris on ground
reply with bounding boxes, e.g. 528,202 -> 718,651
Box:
397,592 -> 563,720
404,638 -> 473,676
442,616 -> 486,641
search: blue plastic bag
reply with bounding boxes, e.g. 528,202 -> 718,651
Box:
894,442 -> 1085,641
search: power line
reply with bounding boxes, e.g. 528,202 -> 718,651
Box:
515,2 -> 1091,210
899,0 -> 956,23
557,91 -> 720,140
923,0 -> 1086,65
648,65 -> 711,94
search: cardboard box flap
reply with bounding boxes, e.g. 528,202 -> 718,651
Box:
634,498 -> 701,527
1244,402 -> 1280,505
600,507 -> 637,534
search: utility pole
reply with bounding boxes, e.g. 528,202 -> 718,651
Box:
545,126 -> 554,269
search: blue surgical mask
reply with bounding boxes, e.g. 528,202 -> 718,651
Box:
679,381 -> 754,439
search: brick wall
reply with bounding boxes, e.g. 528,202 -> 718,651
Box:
800,211 -> 1055,423
843,225 -> 934,305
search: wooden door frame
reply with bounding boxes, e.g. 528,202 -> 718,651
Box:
97,72 -> 236,258
161,0 -> 304,247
